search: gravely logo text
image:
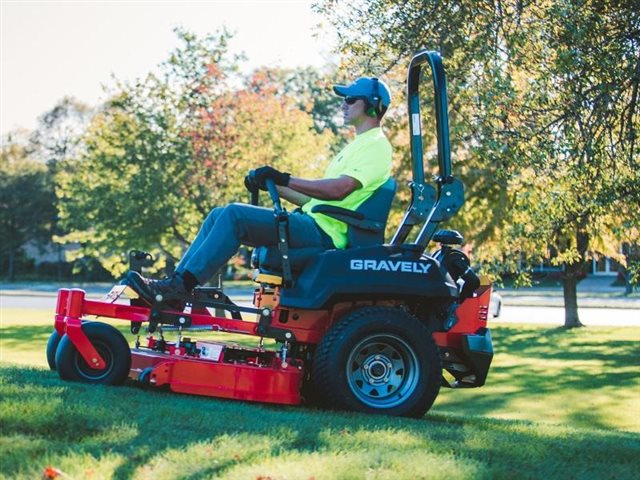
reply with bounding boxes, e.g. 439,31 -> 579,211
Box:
350,259 -> 431,274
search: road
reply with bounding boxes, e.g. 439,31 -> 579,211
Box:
2,293 -> 638,327
2,295 -> 62,310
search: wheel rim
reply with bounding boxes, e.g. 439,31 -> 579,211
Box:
74,340 -> 114,380
346,334 -> 420,409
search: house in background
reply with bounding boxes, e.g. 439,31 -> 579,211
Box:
524,242 -> 637,282
591,254 -> 621,276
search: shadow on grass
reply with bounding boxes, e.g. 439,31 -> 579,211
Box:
436,325 -> 640,431
2,323 -> 640,477
495,326 -> 640,367
1,325 -> 56,349
1,364 -> 639,479
3,323 -> 639,433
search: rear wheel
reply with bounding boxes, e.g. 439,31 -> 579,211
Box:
46,330 -> 63,370
55,321 -> 131,385
312,306 -> 441,417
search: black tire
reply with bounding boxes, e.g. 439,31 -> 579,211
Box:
46,330 -> 63,370
311,306 -> 442,418
55,321 -> 131,385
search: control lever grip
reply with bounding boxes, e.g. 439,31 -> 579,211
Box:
265,178 -> 283,213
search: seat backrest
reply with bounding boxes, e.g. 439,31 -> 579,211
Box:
252,177 -> 397,280
348,177 -> 397,247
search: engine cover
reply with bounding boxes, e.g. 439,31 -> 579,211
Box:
280,244 -> 458,309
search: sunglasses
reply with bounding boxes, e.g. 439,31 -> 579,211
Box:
344,96 -> 366,105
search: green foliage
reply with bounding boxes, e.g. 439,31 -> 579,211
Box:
0,142 -> 56,280
317,0 -> 640,325
28,97 -> 93,167
55,29 -> 334,277
629,261 -> 640,286
55,79 -> 199,275
248,66 -> 344,136
1,311 -> 639,478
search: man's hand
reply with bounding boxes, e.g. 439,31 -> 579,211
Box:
253,166 -> 291,189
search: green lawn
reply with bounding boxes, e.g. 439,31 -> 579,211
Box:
1,308 -> 639,479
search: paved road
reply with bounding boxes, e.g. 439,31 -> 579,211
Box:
2,295 -> 61,310
2,293 -> 638,327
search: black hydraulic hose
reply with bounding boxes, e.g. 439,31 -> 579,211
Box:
444,249 -> 480,302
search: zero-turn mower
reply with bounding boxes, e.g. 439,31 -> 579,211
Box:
46,51 -> 493,417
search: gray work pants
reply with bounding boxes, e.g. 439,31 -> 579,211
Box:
176,203 -> 333,284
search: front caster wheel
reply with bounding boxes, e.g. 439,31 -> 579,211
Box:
46,330 -> 63,370
55,321 -> 131,385
312,306 -> 442,417
137,367 -> 154,389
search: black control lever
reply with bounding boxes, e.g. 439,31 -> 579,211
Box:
247,169 -> 260,206
265,178 -> 284,214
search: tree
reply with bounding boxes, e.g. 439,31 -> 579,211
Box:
55,81 -> 197,275
316,0 -> 640,327
28,97 -> 93,167
500,0 -> 640,326
56,29 -> 334,278
26,98 -> 95,279
247,66 -> 343,136
0,138 -> 57,280
315,0 -> 525,258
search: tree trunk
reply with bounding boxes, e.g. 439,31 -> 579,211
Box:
562,223 -> 589,328
562,262 -> 583,328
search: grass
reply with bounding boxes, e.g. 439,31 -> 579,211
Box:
1,308 -> 639,479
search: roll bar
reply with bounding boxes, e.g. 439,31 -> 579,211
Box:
390,51 -> 464,250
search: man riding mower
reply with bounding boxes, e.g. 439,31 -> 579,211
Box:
47,51 -> 493,418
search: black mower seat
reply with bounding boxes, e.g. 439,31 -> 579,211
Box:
253,177 -> 398,275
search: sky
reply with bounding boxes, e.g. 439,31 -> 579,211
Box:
0,0 -> 337,136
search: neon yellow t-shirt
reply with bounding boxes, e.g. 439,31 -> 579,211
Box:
302,127 -> 392,249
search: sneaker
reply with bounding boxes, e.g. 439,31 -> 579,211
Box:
124,271 -> 188,311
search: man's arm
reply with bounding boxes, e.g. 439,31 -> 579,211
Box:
288,175 -> 361,201
276,186 -> 312,206
253,166 -> 362,202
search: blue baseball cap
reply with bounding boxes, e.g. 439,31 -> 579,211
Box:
333,77 -> 392,109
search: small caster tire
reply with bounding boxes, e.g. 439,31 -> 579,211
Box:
138,367 -> 154,389
55,321 -> 131,385
46,330 -> 63,370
